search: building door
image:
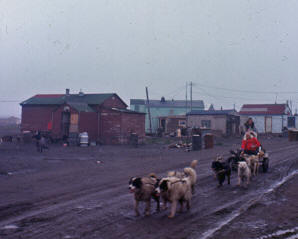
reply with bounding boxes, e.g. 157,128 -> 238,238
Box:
288,116 -> 295,128
61,108 -> 71,136
226,117 -> 233,136
265,117 -> 272,133
69,113 -> 79,133
160,119 -> 166,132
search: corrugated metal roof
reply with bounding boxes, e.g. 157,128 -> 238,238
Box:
111,108 -> 146,114
21,93 -> 115,106
239,104 -> 287,115
67,102 -> 95,112
187,110 -> 237,116
130,99 -> 204,108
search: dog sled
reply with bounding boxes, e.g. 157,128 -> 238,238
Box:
228,149 -> 269,173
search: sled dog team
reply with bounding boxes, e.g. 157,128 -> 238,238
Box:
129,152 -> 265,218
211,151 -> 265,189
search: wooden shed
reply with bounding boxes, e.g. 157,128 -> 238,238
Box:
20,90 -> 145,144
186,110 -> 240,136
239,104 -> 290,134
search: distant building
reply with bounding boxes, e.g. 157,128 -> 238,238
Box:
20,89 -> 145,144
0,116 -> 21,126
130,97 -> 204,133
187,109 -> 239,136
239,104 -> 290,133
158,115 -> 187,134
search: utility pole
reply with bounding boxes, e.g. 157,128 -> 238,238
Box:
190,81 -> 193,112
145,87 -> 152,134
185,82 -> 188,113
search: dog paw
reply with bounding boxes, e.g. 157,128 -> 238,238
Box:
135,211 -> 140,217
144,210 -> 151,216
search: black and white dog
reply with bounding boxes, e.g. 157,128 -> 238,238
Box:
211,156 -> 231,187
128,174 -> 160,216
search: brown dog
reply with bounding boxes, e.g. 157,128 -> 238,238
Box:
245,151 -> 264,176
129,173 -> 160,216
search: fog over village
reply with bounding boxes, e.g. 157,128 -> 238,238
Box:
0,1 -> 298,239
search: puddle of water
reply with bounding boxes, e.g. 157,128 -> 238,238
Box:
5,169 -> 36,176
2,224 -> 19,230
257,226 -> 298,239
286,234 -> 298,239
74,203 -> 102,211
64,235 -> 73,239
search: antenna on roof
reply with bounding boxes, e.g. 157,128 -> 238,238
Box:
79,89 -> 84,97
145,87 -> 152,134
65,88 -> 70,96
275,92 -> 278,103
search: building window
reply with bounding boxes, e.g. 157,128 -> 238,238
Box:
178,120 -> 186,127
201,120 -> 211,128
135,105 -> 140,111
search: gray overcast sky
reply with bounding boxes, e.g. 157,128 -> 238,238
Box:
1,0 -> 298,117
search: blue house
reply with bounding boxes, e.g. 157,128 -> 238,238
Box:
130,97 -> 204,133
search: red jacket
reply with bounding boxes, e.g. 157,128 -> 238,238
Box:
241,137 -> 261,151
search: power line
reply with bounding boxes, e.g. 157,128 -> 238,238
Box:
192,89 -> 277,102
193,82 -> 298,94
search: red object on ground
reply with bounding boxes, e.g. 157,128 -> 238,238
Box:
47,121 -> 53,131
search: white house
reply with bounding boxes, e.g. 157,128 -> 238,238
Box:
239,104 -> 290,134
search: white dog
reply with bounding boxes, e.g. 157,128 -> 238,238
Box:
237,161 -> 251,187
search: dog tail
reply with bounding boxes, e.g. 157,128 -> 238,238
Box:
167,171 -> 176,177
190,160 -> 198,169
148,173 -> 157,179
184,167 -> 196,184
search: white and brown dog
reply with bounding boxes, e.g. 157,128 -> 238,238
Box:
156,176 -> 192,218
245,151 -> 264,176
129,173 -> 160,216
157,160 -> 198,218
237,161 -> 251,187
167,160 -> 198,194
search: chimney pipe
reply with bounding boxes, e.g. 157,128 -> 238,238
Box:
66,88 -> 70,96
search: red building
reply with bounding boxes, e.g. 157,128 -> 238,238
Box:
20,90 -> 145,144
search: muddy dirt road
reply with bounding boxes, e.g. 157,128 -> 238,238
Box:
0,137 -> 297,239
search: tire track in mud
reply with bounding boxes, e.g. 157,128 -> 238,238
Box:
195,169 -> 298,239
1,141 -> 297,239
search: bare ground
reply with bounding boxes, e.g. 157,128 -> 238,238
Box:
0,136 -> 297,239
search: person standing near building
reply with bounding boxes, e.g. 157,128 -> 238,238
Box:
244,118 -> 256,132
